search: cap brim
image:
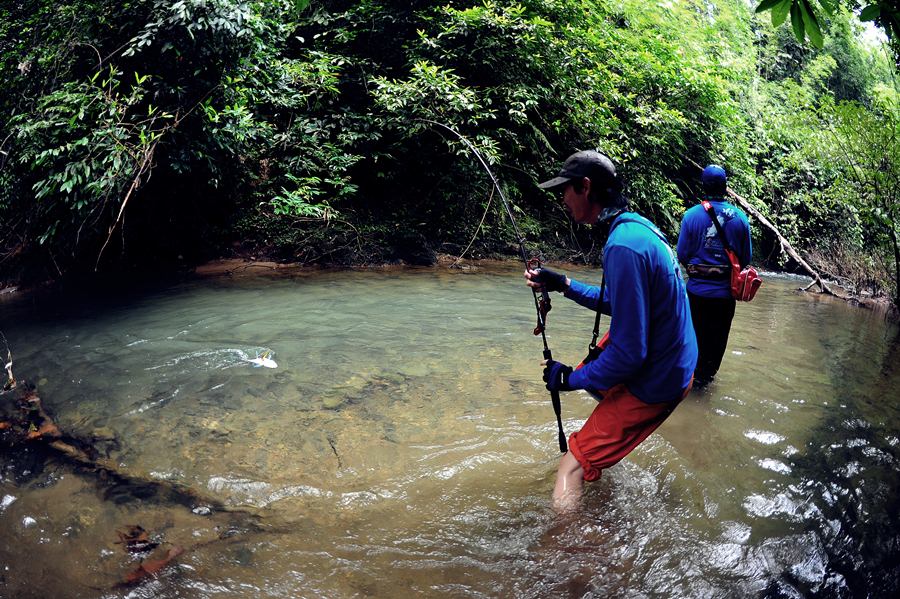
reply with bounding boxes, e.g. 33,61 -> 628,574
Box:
537,176 -> 572,190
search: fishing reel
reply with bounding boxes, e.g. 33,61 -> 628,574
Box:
527,257 -> 552,336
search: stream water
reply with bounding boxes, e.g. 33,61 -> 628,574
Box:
0,264 -> 898,598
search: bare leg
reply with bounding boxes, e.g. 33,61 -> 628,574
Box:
552,451 -> 585,513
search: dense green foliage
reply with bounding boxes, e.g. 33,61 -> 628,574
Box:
0,0 -> 897,304
755,0 -> 899,60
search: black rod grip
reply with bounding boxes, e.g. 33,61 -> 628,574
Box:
552,390 -> 567,453
543,349 -> 567,453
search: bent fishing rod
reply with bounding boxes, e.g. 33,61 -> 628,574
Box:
423,120 -> 567,453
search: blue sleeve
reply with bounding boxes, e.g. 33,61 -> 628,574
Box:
568,246 -> 649,390
676,213 -> 695,265
564,278 -> 611,315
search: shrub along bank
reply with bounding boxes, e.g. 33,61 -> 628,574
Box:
0,1 -> 897,304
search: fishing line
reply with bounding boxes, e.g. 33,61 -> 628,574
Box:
422,119 -> 567,453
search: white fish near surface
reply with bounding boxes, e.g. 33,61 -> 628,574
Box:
247,352 -> 278,369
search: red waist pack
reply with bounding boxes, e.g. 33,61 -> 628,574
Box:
725,248 -> 762,301
576,331 -> 610,370
702,200 -> 762,302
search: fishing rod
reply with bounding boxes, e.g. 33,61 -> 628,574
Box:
423,120 -> 567,453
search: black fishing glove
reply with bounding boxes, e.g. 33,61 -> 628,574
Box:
533,267 -> 568,293
543,360 -> 574,392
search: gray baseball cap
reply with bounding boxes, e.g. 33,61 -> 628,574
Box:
538,150 -> 621,199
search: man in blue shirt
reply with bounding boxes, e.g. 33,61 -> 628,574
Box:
676,165 -> 752,387
525,150 -> 697,512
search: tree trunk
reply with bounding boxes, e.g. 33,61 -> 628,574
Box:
890,223 -> 900,307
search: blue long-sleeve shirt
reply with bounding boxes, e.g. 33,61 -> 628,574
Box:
676,200 -> 752,298
564,213 -> 697,404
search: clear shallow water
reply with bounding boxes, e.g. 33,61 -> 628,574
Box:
0,264 -> 898,597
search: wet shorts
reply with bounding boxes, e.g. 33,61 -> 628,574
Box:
568,383 -> 688,482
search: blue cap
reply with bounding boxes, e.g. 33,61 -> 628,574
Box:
701,165 -> 727,195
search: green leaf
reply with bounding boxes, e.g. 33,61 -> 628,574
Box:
818,0 -> 838,16
790,2 -> 806,44
799,0 -> 824,48
859,5 -> 881,22
771,0 -> 792,27
755,0 -> 785,12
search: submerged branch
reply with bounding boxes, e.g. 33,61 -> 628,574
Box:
0,382 -> 259,517
0,379 -> 275,587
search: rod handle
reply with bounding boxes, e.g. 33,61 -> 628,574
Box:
543,349 -> 567,453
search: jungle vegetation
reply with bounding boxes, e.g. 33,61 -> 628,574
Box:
0,1 -> 898,305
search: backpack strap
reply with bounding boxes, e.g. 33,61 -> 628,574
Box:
589,273 -> 606,350
701,201 -> 745,293
701,200 -> 734,253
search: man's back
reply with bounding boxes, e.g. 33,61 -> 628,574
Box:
567,212 -> 697,403
677,200 -> 752,298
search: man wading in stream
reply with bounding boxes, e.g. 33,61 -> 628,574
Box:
525,150 -> 697,512
676,165 -> 752,387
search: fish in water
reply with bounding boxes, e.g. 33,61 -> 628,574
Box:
247,350 -> 277,369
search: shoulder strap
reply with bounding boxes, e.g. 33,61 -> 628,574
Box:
590,273 -> 606,349
701,200 -> 734,253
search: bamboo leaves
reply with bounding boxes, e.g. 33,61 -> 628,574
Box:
798,0 -> 824,48
859,5 -> 880,22
772,0 -> 792,28
756,0 -> 792,29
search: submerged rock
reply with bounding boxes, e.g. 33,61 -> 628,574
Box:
321,395 -> 344,410
319,372 -> 376,410
1,494 -> 16,512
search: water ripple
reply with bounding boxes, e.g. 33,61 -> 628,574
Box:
744,429 -> 786,445
757,458 -> 792,475
207,475 -> 332,507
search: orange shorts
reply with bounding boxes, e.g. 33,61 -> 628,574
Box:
568,383 -> 687,482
